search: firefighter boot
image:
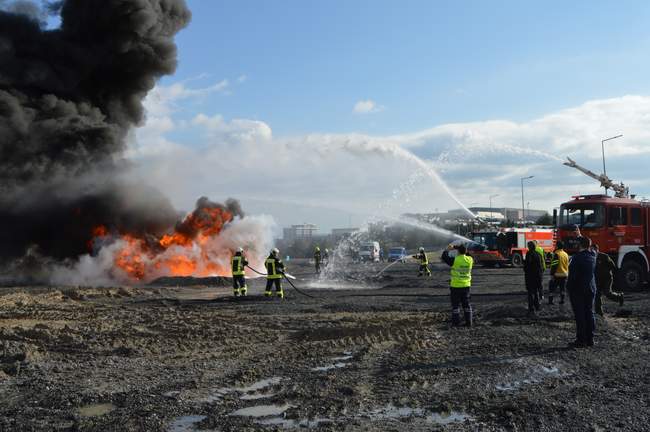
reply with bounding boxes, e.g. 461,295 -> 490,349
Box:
240,286 -> 247,297
264,290 -> 272,297
233,288 -> 240,297
464,310 -> 473,327
451,309 -> 461,327
276,289 -> 284,299
618,293 -> 624,306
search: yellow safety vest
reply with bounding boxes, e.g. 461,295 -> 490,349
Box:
231,255 -> 245,276
265,257 -> 283,279
419,252 -> 429,265
535,246 -> 547,271
451,254 -> 473,288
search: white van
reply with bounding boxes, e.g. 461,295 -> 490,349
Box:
359,241 -> 380,262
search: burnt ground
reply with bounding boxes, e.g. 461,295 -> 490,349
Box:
1,259 -> 649,431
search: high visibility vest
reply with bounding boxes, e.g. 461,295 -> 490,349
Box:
419,252 -> 429,265
450,254 -> 473,288
535,246 -> 547,270
551,249 -> 569,277
265,257 -> 283,279
231,255 -> 245,276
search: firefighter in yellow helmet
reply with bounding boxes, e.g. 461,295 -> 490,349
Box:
231,247 -> 248,297
412,247 -> 431,277
441,244 -> 474,327
265,248 -> 285,298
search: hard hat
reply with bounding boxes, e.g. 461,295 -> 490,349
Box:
419,247 -> 425,252
272,248 -> 279,255
315,246 -> 320,251
237,247 -> 244,253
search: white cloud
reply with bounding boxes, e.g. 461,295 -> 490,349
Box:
237,74 -> 247,83
130,89 -> 650,229
353,99 -> 385,114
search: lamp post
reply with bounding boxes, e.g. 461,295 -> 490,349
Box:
489,194 -> 499,220
520,176 -> 534,223
601,134 -> 623,195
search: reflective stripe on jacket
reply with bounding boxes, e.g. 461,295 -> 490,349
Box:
231,255 -> 246,276
451,254 -> 473,288
265,256 -> 284,279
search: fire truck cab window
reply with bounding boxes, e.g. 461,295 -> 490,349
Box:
559,205 -> 604,228
631,208 -> 642,226
608,207 -> 627,226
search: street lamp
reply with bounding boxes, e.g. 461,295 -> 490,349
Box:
601,134 -> 623,195
489,194 -> 499,220
520,176 -> 534,223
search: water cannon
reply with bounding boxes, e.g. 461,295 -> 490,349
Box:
563,157 -> 629,198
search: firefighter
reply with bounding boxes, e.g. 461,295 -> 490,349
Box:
592,244 -> 624,315
523,241 -> 543,314
230,247 -> 248,297
548,241 -> 569,305
265,248 -> 285,298
413,247 -> 431,277
534,240 -> 547,300
441,244 -> 474,327
323,248 -> 330,266
314,246 -> 322,274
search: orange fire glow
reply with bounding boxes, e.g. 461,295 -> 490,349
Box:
91,206 -> 234,282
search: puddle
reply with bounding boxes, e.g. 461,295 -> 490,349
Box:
311,362 -> 349,372
368,405 -> 471,425
496,361 -> 565,391
257,417 -> 333,428
205,376 -> 284,402
167,415 -> 206,432
331,355 -> 353,361
230,403 -> 292,418
77,403 -> 115,417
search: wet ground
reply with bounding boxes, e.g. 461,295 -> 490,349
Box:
1,259 -> 649,431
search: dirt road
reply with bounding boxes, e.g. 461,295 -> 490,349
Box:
1,260 -> 649,431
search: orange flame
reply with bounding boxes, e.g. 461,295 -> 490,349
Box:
91,206 -> 235,282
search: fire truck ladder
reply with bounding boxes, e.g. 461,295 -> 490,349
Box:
563,157 -> 629,198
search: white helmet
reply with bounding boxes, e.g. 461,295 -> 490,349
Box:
271,248 -> 279,256
419,247 -> 425,252
237,247 -> 244,253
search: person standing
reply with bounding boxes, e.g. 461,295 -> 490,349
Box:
593,244 -> 624,315
413,247 -> 431,277
534,240 -> 547,300
441,244 -> 474,327
523,241 -> 543,315
314,246 -> 322,274
231,247 -> 248,297
548,241 -> 569,305
567,236 -> 597,348
265,248 -> 286,299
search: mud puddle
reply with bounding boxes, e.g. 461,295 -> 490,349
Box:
167,415 -> 206,432
206,377 -> 285,402
77,403 -> 115,418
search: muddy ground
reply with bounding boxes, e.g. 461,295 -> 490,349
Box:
1,258 -> 649,431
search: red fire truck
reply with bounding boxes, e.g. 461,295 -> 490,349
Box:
556,158 -> 649,290
469,228 -> 555,267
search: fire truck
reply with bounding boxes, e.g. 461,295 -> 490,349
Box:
557,158 -> 649,290
469,227 -> 555,267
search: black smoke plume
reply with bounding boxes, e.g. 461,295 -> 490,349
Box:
0,1 -> 193,267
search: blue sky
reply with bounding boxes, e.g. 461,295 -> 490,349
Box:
128,1 -> 650,232
168,0 -> 650,135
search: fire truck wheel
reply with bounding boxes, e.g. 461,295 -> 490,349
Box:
618,260 -> 646,292
511,253 -> 523,267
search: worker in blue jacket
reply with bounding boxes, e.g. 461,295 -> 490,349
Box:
566,236 -> 597,348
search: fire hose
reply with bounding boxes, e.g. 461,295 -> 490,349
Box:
245,265 -> 318,299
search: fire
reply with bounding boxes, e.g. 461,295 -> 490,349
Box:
91,202 -> 235,282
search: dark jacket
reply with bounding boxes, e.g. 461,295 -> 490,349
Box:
595,252 -> 617,286
567,249 -> 597,294
523,249 -> 544,286
441,250 -> 454,266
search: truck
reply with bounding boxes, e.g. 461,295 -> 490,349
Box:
387,247 -> 408,262
469,228 -> 556,267
359,241 -> 381,263
557,157 -> 649,290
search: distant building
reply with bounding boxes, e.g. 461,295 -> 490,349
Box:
283,223 -> 318,241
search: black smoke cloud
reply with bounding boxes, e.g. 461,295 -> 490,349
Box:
0,0 -> 193,264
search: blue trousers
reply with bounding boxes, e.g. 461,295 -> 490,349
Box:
568,287 -> 596,345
